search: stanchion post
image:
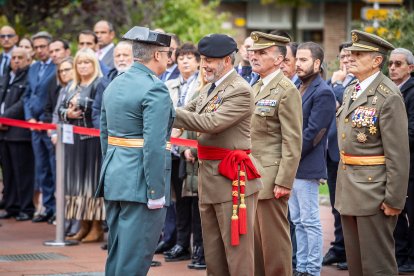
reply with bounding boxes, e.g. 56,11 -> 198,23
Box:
44,123 -> 78,246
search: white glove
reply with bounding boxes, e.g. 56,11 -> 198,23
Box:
147,196 -> 165,209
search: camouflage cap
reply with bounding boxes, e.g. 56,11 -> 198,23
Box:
346,30 -> 394,54
248,31 -> 290,51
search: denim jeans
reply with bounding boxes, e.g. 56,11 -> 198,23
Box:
288,178 -> 323,276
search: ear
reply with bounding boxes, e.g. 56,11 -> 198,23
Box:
314,59 -> 321,72
408,64 -> 414,73
154,50 -> 161,62
373,55 -> 383,68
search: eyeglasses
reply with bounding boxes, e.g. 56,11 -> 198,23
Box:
0,34 -> 16,39
58,68 -> 72,74
388,60 -> 406,68
159,49 -> 173,58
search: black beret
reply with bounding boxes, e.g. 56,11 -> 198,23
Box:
122,26 -> 171,47
198,34 -> 238,58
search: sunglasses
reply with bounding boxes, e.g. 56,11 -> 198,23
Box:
159,49 -> 173,58
0,34 -> 16,39
388,61 -> 406,68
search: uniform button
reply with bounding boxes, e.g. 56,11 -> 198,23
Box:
261,112 -> 265,116
151,190 -> 155,194
342,134 -> 346,139
345,118 -> 349,123
275,161 -> 278,165
368,177 -> 372,181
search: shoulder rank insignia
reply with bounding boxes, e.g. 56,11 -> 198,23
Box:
257,99 -> 277,107
372,96 -> 378,105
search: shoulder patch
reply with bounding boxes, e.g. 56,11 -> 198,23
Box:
279,78 -> 295,89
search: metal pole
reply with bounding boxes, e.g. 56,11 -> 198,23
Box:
44,123 -> 78,246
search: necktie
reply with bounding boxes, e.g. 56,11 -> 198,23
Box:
1,55 -> 8,76
38,63 -> 47,80
351,82 -> 361,101
254,79 -> 264,96
207,83 -> 216,96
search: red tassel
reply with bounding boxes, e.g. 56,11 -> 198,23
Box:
231,205 -> 239,246
239,203 -> 247,234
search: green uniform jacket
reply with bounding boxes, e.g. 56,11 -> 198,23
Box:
251,71 -> 303,199
174,70 -> 263,204
335,72 -> 409,216
96,62 -> 175,205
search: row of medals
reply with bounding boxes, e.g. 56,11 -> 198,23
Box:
352,106 -> 378,143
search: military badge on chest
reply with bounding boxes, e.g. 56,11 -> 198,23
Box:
256,99 -> 277,117
352,106 -> 378,143
204,92 -> 224,113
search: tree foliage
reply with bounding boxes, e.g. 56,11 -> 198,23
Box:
0,0 -> 230,44
376,8 -> 414,53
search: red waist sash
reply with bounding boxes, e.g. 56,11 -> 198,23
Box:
197,144 -> 261,246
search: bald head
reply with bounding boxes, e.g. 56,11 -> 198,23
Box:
10,47 -> 31,72
94,20 -> 115,49
0,25 -> 18,52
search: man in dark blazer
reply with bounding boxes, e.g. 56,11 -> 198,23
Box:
94,20 -> 115,69
23,31 -> 57,223
388,47 -> 414,274
288,42 -> 336,276
0,48 -> 35,221
0,25 -> 18,78
323,42 -> 353,270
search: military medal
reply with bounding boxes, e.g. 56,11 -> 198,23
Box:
357,131 -> 368,143
369,125 -> 377,135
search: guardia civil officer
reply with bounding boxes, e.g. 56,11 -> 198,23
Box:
174,34 -> 263,275
97,26 -> 175,276
248,31 -> 303,276
336,30 -> 409,276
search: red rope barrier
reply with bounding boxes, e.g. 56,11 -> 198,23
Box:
0,117 -> 198,148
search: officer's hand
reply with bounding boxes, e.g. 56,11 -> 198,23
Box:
147,196 -> 165,209
381,202 -> 402,216
274,185 -> 291,199
171,128 -> 183,138
184,149 -> 195,163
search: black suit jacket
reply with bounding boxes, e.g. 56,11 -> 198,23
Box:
401,77 -> 414,162
0,53 -> 11,77
0,66 -> 32,141
43,78 -> 61,123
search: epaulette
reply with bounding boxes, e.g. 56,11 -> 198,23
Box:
279,78 -> 294,89
377,78 -> 402,98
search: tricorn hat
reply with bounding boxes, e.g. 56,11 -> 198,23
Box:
122,26 -> 171,47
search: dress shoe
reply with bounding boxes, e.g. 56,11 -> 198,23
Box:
188,246 -> 205,269
151,260 -> 162,267
32,213 -> 53,223
47,214 -> 56,224
15,212 -> 33,221
399,263 -> 414,274
337,261 -> 348,270
0,212 -> 15,219
322,250 -> 346,265
155,241 -> 173,254
67,220 -> 91,241
164,245 -> 191,262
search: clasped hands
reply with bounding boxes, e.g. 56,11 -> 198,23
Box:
67,94 -> 83,119
381,202 -> 401,216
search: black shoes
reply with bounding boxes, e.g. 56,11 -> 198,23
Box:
0,199 -> 5,209
0,212 -> 15,219
337,261 -> 348,270
15,212 -> 33,221
294,271 -> 314,276
187,245 -> 206,270
164,244 -> 191,262
32,213 -> 53,223
322,250 -> 346,265
155,241 -> 173,254
399,263 -> 414,274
